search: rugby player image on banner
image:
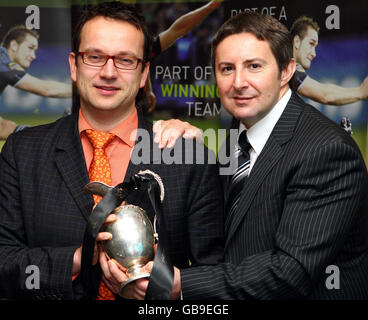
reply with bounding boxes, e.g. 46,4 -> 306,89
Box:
140,0 -> 223,116
0,2 -> 72,142
139,1 -> 224,125
224,0 -> 368,162
290,16 -> 368,107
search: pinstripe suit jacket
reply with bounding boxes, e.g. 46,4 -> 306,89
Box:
0,110 -> 224,300
181,93 -> 368,300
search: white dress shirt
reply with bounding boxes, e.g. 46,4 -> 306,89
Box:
238,89 -> 292,174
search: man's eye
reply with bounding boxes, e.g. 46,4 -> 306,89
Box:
88,54 -> 103,61
250,64 -> 260,69
221,66 -> 233,73
117,56 -> 135,65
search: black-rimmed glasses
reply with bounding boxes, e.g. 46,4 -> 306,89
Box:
78,52 -> 144,70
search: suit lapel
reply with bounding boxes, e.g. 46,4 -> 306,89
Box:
225,93 -> 305,248
225,135 -> 283,248
54,114 -> 93,220
218,130 -> 235,197
124,110 -> 161,182
218,119 -> 241,196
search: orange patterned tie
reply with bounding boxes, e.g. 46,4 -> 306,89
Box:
85,129 -> 116,300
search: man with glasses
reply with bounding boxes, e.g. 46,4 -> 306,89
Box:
0,2 -> 224,300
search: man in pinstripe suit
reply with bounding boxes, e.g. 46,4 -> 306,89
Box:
128,11 -> 368,300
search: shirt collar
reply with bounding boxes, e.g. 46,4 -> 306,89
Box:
78,108 -> 138,148
240,88 -> 291,157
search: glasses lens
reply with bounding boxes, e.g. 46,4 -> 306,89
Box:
80,52 -> 142,69
83,53 -> 106,66
114,55 -> 138,70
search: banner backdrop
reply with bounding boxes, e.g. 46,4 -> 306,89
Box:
139,1 -> 223,119
0,0 -> 72,115
0,0 -> 367,161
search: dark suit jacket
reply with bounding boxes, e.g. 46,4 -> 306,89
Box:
181,93 -> 368,299
0,111 -> 224,299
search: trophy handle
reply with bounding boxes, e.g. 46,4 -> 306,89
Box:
137,170 -> 163,242
83,181 -> 112,197
153,215 -> 158,242
138,169 -> 165,202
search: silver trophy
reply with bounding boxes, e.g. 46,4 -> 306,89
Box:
84,170 -> 164,298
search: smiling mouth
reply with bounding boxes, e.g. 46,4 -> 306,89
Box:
95,85 -> 120,94
233,96 -> 253,102
95,85 -> 119,90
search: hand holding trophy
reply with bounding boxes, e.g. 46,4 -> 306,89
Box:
102,204 -> 156,297
82,170 -> 172,299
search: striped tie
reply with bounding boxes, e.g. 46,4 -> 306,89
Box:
225,130 -> 251,231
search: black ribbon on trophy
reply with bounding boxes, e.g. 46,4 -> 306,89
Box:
80,170 -> 174,300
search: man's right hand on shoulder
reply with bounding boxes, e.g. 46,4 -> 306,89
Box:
0,117 -> 17,140
153,119 -> 203,149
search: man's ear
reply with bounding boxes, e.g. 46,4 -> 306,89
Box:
280,58 -> 296,87
140,61 -> 150,88
293,35 -> 300,49
9,40 -> 19,52
69,52 -> 77,83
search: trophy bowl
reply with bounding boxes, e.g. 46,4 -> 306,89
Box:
102,204 -> 155,298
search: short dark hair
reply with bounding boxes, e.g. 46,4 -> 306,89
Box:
211,11 -> 293,74
72,1 -> 152,66
1,25 -> 39,48
290,16 -> 320,41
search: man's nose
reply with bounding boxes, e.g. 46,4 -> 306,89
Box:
233,69 -> 249,90
310,47 -> 316,59
99,57 -> 118,78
